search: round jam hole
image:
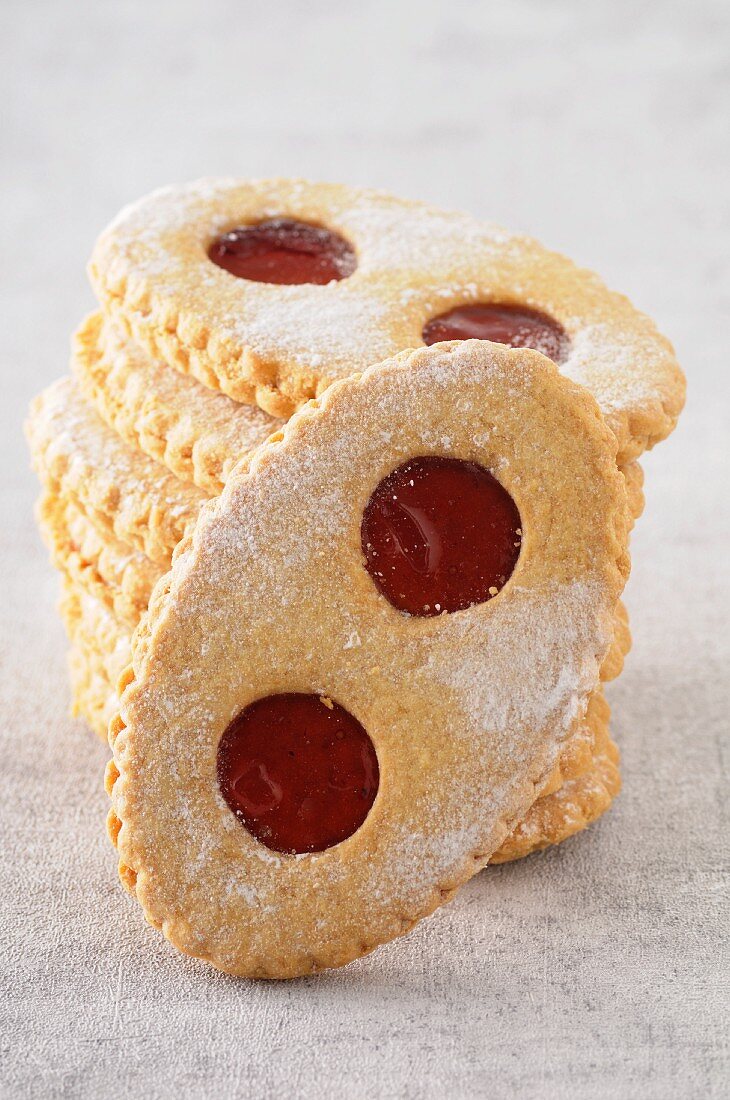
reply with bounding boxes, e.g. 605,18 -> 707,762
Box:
361,456 -> 522,616
422,303 -> 568,364
208,218 -> 356,285
217,693 -> 379,854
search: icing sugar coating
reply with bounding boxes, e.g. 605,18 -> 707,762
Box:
89,177 -> 685,461
107,341 -> 630,977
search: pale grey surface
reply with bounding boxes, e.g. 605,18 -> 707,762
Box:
1,1 -> 728,1097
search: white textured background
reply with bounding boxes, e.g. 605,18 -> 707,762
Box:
2,2 -> 728,1097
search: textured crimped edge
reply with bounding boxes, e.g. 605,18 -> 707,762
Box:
103,285 -> 684,463
622,461 -> 644,528
72,312 -> 280,495
105,344 -> 631,978
600,599 -> 631,682
491,692 -> 620,864
68,643 -> 120,740
58,581 -> 133,742
35,491 -> 162,628
24,379 -> 210,566
75,309 -> 648,527
88,178 -> 685,462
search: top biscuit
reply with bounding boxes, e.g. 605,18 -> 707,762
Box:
89,178 -> 685,462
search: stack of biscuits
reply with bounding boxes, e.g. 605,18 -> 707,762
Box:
26,178 -> 685,876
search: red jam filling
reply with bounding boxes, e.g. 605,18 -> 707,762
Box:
217,693 -> 379,854
422,303 -> 568,364
361,456 -> 521,616
207,218 -> 356,285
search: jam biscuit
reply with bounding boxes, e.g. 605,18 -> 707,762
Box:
37,492 -> 161,628
89,178 -> 684,459
26,378 -> 209,566
73,311 -> 647,525
26,374 -> 643,590
47,487 -> 626,807
48,490 -> 626,785
46,505 -> 630,712
26,380 -> 630,708
106,341 -> 629,976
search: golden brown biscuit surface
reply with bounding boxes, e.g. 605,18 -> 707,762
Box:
89,178 -> 684,460
60,579 -> 619,855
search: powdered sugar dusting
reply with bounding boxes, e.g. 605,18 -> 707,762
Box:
422,581 -> 607,741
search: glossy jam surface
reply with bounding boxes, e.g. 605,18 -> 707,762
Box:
422,303 -> 568,364
362,456 -> 522,616
217,693 -> 379,854
208,218 -> 357,285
